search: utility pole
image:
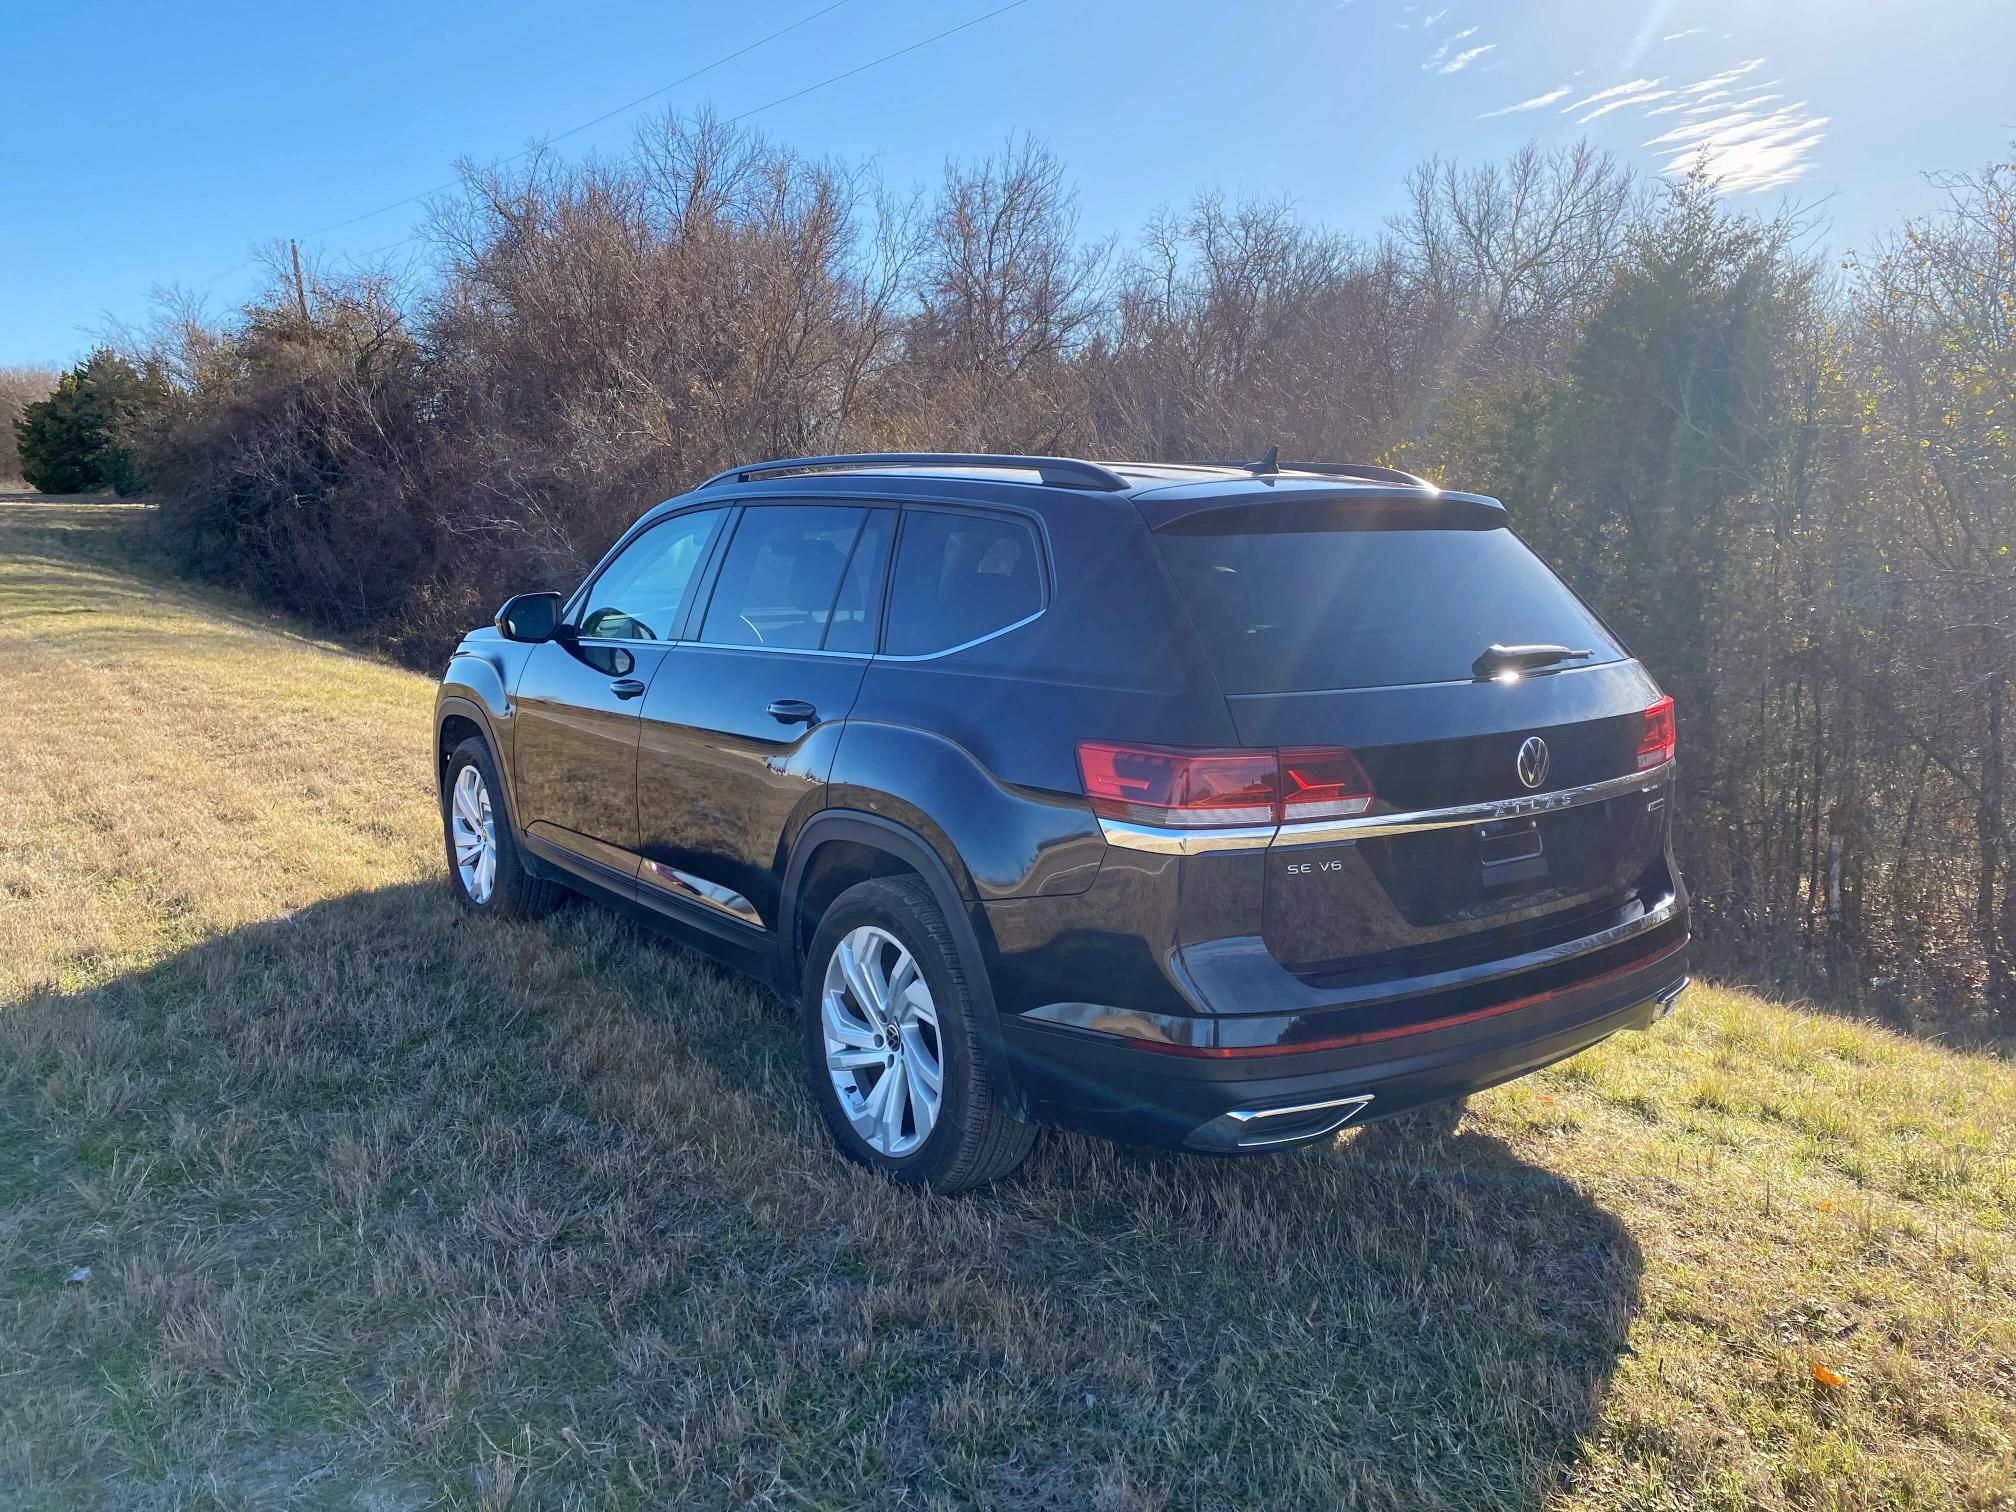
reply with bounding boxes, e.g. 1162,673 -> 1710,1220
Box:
290,239 -> 311,325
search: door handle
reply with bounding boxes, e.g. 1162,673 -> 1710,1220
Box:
609,678 -> 647,700
767,699 -> 818,726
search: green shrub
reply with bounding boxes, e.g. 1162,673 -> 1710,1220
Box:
13,350 -> 159,496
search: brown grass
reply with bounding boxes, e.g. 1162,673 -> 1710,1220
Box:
1,499 -> 2013,1509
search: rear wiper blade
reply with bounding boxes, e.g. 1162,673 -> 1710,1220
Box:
1472,643 -> 1594,679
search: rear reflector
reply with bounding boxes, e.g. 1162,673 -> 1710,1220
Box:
1076,742 -> 1373,828
1637,695 -> 1676,770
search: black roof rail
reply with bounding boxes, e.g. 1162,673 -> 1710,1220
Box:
696,453 -> 1132,493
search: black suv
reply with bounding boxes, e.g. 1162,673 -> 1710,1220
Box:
435,453 -> 1689,1190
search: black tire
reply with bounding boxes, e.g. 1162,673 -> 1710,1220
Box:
442,736 -> 561,921
801,876 -> 1036,1193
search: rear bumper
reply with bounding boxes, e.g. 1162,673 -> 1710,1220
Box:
1000,936 -> 1690,1152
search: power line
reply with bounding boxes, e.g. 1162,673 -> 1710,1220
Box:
726,0 -> 1028,124
193,0 -> 858,289
299,0 -> 858,241
193,0 -> 1034,295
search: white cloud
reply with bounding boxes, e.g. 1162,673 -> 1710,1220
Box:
1662,27 -> 1705,42
1562,77 -> 1661,113
1478,84 -> 1574,118
1645,96 -> 1830,191
1422,24 -> 1479,68
1579,87 -> 1672,123
1676,58 -> 1765,95
1438,42 -> 1495,73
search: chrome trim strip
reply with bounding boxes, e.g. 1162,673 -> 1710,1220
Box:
1094,819 -> 1278,855
1274,760 -> 1674,846
639,859 -> 764,926
1652,976 -> 1691,1020
686,639 -> 871,660
1224,1094 -> 1374,1147
871,606 -> 1046,662
1097,760 -> 1674,855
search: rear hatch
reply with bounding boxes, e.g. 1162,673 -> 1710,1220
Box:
1145,484 -> 1674,977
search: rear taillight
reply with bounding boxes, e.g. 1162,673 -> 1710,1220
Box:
1637,695 -> 1675,770
1278,747 -> 1375,821
1076,742 -> 1373,828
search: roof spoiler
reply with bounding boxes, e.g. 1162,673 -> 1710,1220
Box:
1185,458 -> 1444,491
1141,488 -> 1506,534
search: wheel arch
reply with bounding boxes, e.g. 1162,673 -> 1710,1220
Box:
435,694 -> 521,827
780,810 -> 1026,1117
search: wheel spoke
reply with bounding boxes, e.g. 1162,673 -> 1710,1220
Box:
878,1056 -> 910,1148
828,1045 -> 885,1070
822,990 -> 877,1051
901,1024 -> 943,1097
855,1059 -> 897,1136
836,936 -> 883,1018
455,836 -> 484,864
886,948 -> 918,1009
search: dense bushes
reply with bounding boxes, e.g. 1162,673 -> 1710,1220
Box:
119,115 -> 2016,1034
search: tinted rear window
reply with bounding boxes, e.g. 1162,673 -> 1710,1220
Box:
883,510 -> 1043,657
1155,525 -> 1625,693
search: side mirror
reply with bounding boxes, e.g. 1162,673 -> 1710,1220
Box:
494,591 -> 564,643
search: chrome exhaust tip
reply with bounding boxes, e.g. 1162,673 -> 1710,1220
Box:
1219,1093 -> 1375,1149
1652,976 -> 1691,1021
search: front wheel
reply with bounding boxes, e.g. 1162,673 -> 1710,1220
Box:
801,876 -> 1035,1193
442,736 -> 559,920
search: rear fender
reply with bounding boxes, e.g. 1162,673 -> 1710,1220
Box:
780,810 -> 1029,1118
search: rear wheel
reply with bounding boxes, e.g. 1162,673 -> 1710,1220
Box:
802,876 -> 1035,1192
442,736 -> 559,920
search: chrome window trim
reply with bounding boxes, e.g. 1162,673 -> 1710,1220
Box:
683,640 -> 871,660
1098,760 -> 1675,854
876,503 -> 1051,662
871,605 -> 1047,663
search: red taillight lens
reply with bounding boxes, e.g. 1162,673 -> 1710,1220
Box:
1278,747 -> 1375,821
1637,695 -> 1675,770
1076,742 -> 1278,826
1077,742 -> 1375,827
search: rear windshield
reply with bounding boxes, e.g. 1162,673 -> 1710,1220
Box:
1154,525 -> 1626,693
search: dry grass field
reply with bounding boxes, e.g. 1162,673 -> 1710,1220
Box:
1,497 -> 2013,1510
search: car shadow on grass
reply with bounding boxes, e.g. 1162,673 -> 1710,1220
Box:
2,878 -> 1642,1509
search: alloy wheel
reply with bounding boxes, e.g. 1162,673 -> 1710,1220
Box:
821,925 -> 944,1158
450,765 -> 499,904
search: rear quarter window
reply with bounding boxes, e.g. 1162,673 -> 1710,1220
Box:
883,510 -> 1044,657
1155,524 -> 1625,693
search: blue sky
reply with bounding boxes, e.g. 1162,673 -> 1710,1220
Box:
5,0 -> 2012,367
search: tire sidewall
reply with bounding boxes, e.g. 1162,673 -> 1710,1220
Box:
802,883 -> 981,1187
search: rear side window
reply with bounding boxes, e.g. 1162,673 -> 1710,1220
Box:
701,505 -> 866,650
1155,525 -> 1625,693
884,510 -> 1043,657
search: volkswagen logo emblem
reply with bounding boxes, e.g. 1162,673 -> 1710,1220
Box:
1515,736 -> 1551,790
